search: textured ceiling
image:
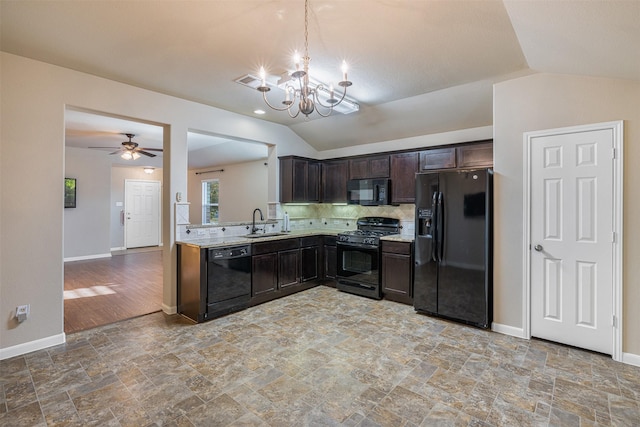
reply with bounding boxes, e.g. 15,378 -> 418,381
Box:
2,0 -> 639,157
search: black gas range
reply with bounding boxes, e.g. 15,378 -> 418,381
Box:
336,217 -> 400,299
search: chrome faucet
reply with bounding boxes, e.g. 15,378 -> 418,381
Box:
252,208 -> 264,234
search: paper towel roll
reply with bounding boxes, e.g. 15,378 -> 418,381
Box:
284,212 -> 290,232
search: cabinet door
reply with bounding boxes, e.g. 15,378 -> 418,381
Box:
278,249 -> 300,288
390,152 -> 419,203
300,246 -> 319,282
252,253 -> 278,296
349,158 -> 369,179
369,155 -> 390,178
420,147 -> 456,170
381,252 -> 413,304
292,159 -> 309,201
324,244 -> 337,281
279,158 -> 294,203
322,160 -> 348,203
457,142 -> 493,168
307,161 -> 320,202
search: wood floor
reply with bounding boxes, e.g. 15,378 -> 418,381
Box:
63,249 -> 163,334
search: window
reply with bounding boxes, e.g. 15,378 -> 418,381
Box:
202,179 -> 219,224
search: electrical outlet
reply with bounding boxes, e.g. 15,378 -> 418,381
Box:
16,304 -> 30,322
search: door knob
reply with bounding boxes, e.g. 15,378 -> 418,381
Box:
534,244 -> 543,252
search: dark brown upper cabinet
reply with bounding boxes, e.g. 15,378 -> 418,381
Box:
279,156 -> 320,203
390,152 -> 419,204
456,142 -> 493,168
321,159 -> 348,203
420,142 -> 493,171
349,155 -> 390,179
419,147 -> 457,170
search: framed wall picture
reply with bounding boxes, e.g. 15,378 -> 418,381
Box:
64,178 -> 76,208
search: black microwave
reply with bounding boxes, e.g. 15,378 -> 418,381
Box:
347,178 -> 391,206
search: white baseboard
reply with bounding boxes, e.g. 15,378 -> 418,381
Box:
0,333 -> 66,361
491,322 -> 527,339
162,304 -> 177,315
64,253 -> 111,262
110,246 -> 126,251
622,352 -> 640,367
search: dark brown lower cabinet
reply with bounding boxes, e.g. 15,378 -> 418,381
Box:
250,237 -> 319,305
279,249 -> 300,288
381,240 -> 413,305
252,253 -> 277,296
322,236 -> 337,286
300,236 -> 321,282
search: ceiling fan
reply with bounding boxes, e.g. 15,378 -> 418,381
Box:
90,133 -> 162,160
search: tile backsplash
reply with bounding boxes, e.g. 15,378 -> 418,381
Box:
177,203 -> 415,242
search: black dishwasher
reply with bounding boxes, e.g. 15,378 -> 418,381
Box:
178,243 -> 251,322
206,244 -> 251,319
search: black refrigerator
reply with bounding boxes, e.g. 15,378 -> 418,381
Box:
413,169 -> 493,328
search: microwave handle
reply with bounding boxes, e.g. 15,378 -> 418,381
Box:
374,184 -> 380,202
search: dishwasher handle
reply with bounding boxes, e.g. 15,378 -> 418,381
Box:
208,245 -> 251,260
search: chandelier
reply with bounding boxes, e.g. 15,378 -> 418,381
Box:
257,0 -> 353,118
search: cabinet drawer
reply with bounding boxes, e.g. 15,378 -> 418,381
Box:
381,240 -> 412,255
252,238 -> 299,255
300,236 -> 321,247
323,235 -> 337,246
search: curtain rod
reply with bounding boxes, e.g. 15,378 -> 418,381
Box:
195,169 -> 224,175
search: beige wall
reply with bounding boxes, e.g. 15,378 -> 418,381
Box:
0,52 -> 314,356
494,73 -> 640,356
187,160 -> 269,224
64,147 -> 112,259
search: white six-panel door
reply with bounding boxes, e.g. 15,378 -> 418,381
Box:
125,180 -> 161,249
529,126 -> 617,355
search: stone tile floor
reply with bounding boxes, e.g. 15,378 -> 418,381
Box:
1,286 -> 639,426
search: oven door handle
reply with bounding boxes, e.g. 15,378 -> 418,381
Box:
337,241 -> 379,250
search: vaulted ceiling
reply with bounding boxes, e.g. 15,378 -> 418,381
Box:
2,0 -> 638,157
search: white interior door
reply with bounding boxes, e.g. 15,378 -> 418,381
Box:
125,180 -> 161,249
529,127 -> 616,355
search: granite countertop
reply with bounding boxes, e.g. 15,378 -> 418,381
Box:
380,234 -> 415,243
177,229 -> 343,248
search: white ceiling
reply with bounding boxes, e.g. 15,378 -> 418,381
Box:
64,109 -> 269,169
2,1 -> 639,161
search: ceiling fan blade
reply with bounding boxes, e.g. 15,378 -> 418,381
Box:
139,148 -> 163,152
88,146 -> 120,149
137,150 -> 156,157
109,149 -> 124,155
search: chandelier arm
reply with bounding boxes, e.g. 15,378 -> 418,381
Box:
262,90 -> 295,112
310,92 -> 334,117
314,85 -> 349,110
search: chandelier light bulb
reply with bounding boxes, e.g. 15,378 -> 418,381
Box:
259,66 -> 266,86
341,61 -> 348,82
294,51 -> 301,70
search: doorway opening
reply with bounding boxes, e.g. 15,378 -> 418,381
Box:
63,107 -> 166,333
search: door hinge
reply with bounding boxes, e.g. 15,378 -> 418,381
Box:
612,231 -> 616,243
612,147 -> 616,159
612,315 -> 616,327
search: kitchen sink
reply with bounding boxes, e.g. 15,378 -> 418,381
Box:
243,232 -> 288,239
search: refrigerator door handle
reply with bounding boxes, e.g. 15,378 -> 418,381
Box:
437,191 -> 444,262
431,191 -> 438,261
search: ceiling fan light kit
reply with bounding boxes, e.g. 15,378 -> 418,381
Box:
89,133 -> 163,160
256,0 -> 355,119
